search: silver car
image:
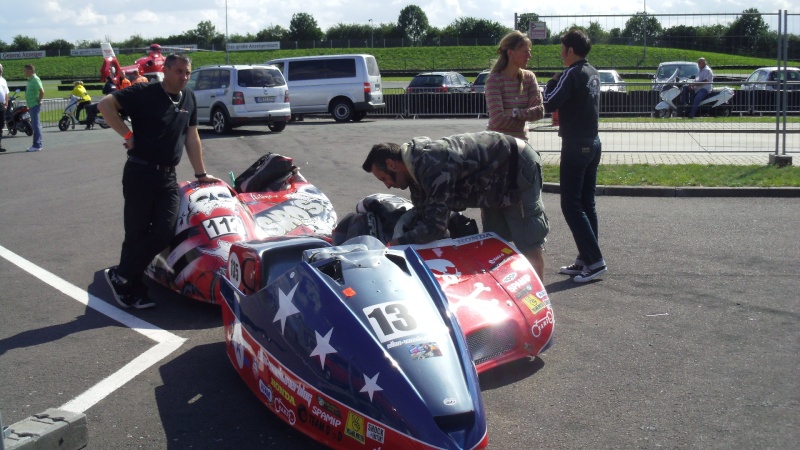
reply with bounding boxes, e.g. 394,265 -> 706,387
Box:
598,69 -> 626,92
188,64 -> 291,134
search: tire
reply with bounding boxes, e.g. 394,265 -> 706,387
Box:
58,116 -> 70,131
656,108 -> 670,119
352,111 -> 367,122
331,99 -> 354,122
716,107 -> 731,118
268,121 -> 287,132
9,126 -> 17,136
211,108 -> 231,135
23,122 -> 33,136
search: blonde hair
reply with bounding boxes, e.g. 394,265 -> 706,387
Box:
73,80 -> 84,87
490,30 -> 531,91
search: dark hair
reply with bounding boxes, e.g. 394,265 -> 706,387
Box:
561,28 -> 592,57
362,143 -> 402,172
24,64 -> 35,72
164,53 -> 191,68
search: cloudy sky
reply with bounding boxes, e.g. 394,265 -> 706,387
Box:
1,0 -> 795,45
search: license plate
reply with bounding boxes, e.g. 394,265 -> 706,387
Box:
255,96 -> 276,103
22,113 -> 30,120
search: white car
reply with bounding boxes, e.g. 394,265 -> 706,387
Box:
187,64 -> 290,134
598,70 -> 626,92
741,67 -> 800,91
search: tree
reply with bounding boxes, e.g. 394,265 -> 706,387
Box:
441,17 -> 509,40
326,23 -> 372,40
587,22 -> 609,44
622,12 -> 662,45
726,8 -> 770,55
515,13 -> 540,33
185,20 -> 223,49
9,35 -> 39,51
256,25 -> 288,42
41,39 -> 74,55
288,13 -> 324,41
661,25 -> 697,49
398,5 -> 429,43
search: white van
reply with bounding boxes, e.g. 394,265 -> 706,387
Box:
265,54 -> 385,122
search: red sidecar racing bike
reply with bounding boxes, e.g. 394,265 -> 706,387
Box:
144,154 -> 554,449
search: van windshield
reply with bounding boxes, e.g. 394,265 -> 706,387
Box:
657,64 -> 699,79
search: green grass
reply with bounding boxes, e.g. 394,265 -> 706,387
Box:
542,164 -> 800,187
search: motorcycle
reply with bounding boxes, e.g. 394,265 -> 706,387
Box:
4,90 -> 33,136
58,95 -> 110,131
654,69 -> 734,118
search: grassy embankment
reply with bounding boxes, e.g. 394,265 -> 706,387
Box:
5,45 -> 797,186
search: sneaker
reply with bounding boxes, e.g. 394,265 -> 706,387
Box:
0,147 -> 6,153
26,146 -> 41,152
105,267 -> 134,308
131,296 -> 157,310
574,265 -> 607,283
559,263 -> 584,275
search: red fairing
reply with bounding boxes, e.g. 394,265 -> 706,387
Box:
410,233 -> 555,373
147,179 -> 336,304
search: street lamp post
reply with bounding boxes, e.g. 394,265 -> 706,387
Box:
225,0 -> 229,64
369,19 -> 374,48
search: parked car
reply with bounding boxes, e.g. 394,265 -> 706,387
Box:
187,64 -> 290,134
598,69 -> 626,92
406,71 -> 472,93
264,54 -> 385,122
652,61 -> 699,90
741,67 -> 800,91
472,70 -> 490,93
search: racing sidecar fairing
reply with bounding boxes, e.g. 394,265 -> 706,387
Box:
146,162 -> 337,304
220,236 -> 488,449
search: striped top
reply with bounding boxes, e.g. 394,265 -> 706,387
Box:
485,70 -> 544,140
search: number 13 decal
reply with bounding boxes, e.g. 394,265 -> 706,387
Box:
364,301 -> 419,343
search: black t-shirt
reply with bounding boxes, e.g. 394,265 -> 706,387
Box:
113,82 -> 198,166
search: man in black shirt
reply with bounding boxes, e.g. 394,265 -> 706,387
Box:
98,53 -> 221,308
543,29 -> 607,283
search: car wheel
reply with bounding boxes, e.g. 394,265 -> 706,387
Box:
331,99 -> 353,122
58,116 -> 70,131
23,122 -> 33,136
268,121 -> 287,132
352,111 -> 367,122
212,108 -> 231,134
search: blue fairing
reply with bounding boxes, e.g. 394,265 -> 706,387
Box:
220,236 -> 486,449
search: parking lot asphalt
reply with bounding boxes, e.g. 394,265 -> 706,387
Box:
1,118 -> 798,449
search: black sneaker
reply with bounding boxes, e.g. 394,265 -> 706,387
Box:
105,267 -> 134,308
131,296 -> 157,310
559,263 -> 584,275
574,265 -> 607,283
0,147 -> 6,153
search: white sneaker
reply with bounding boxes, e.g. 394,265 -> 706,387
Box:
26,146 -> 42,152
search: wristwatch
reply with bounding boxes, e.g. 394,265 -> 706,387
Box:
512,107 -> 519,118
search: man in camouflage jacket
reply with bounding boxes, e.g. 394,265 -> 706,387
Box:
363,131 -> 549,279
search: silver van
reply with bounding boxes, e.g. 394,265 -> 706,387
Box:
265,54 -> 384,122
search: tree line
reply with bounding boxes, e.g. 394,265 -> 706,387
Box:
2,6 -> 796,60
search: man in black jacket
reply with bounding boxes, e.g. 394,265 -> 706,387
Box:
543,28 -> 607,283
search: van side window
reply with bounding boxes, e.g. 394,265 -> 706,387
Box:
288,59 -> 357,81
195,70 -> 213,91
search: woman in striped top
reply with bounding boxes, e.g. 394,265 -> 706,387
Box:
485,30 -> 545,140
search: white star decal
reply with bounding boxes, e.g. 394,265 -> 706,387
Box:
360,372 -> 383,402
309,328 -> 337,369
273,284 -> 300,334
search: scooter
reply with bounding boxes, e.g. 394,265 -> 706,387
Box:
655,70 -> 734,118
4,90 -> 33,136
58,95 -> 110,131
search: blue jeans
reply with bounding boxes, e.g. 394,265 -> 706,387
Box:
559,136 -> 604,266
30,104 -> 42,148
690,88 -> 709,118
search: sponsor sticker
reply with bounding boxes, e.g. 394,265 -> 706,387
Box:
408,342 -> 443,360
367,422 -> 385,443
258,379 -> 273,403
345,411 -> 366,444
522,295 -> 546,314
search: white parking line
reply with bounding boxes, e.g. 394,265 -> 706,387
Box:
0,244 -> 187,413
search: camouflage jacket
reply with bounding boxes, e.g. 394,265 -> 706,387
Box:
399,131 -> 534,245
